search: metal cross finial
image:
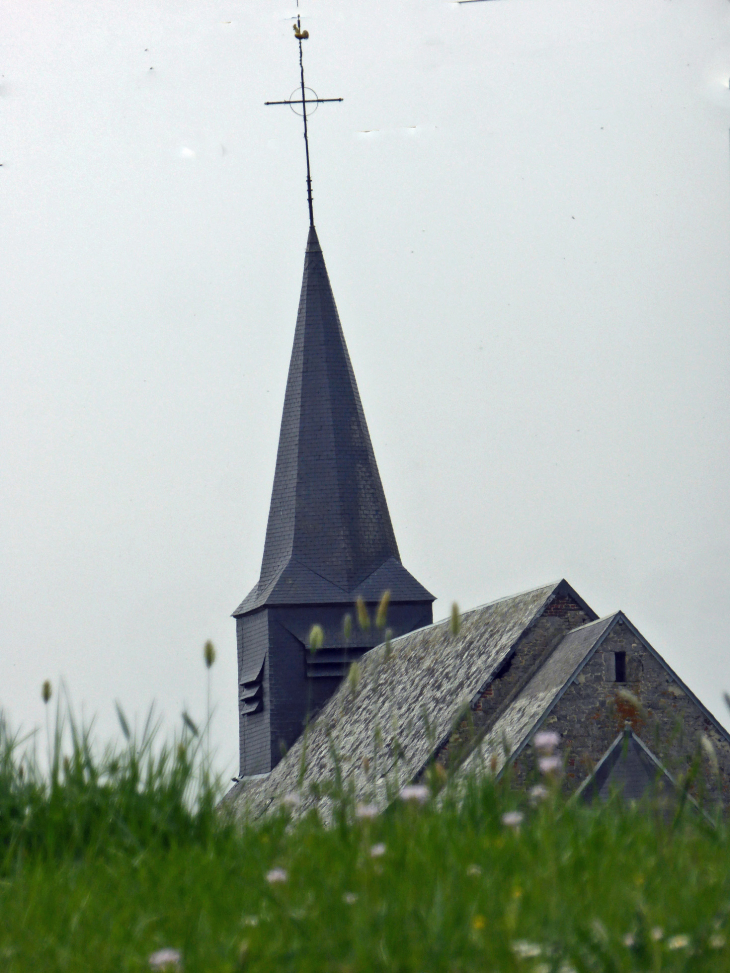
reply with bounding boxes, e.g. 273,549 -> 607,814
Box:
265,12 -> 343,227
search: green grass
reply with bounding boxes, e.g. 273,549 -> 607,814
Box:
1,707 -> 730,973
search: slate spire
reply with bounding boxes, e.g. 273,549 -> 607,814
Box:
235,227 -> 432,615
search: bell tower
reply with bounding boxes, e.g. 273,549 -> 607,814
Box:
234,228 -> 434,776
234,13 -> 433,777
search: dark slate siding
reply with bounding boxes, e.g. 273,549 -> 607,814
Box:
266,600 -> 433,768
222,582 -> 573,819
582,730 -> 678,804
237,611 -> 271,777
234,226 -> 434,777
266,617 -> 309,765
290,231 -> 398,589
236,227 -> 425,616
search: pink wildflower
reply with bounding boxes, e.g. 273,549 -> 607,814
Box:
534,730 -> 560,752
538,755 -> 562,775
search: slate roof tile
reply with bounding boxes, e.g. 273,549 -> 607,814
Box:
235,227 -> 432,617
577,727 -> 679,803
224,580 -> 567,820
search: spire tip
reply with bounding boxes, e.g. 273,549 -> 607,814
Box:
306,225 -> 321,252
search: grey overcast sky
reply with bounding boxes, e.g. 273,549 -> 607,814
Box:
2,0 -> 729,777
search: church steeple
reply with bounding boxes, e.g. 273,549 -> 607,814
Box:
234,228 -> 431,617
233,228 -> 433,777
233,19 -> 432,778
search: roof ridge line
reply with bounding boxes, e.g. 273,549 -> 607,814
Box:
561,611 -> 621,635
612,612 -> 730,745
287,556 -> 351,594
375,579 -> 563,657
432,579 -> 564,626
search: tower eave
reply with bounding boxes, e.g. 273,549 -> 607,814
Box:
233,555 -> 434,617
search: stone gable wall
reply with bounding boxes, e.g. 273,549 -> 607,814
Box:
512,622 -> 730,804
435,597 -> 591,770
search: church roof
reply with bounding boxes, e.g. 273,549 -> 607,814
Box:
235,227 -> 432,616
456,613 -> 617,780
576,726 -> 680,803
457,609 -> 730,784
225,585 -> 730,822
223,579 -> 583,819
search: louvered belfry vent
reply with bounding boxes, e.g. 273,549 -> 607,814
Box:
233,228 -> 434,778
305,647 -> 368,680
239,671 -> 264,715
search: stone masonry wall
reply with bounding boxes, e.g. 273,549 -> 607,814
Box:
512,621 -> 730,804
435,596 -> 592,770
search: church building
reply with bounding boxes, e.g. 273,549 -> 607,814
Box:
229,226 -> 730,817
228,22 -> 730,816
233,227 -> 433,778
228,575 -> 730,818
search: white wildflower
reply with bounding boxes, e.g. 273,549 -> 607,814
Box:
355,802 -> 379,820
343,892 -> 358,905
501,810 -> 524,829
281,791 -> 302,808
466,864 -> 482,877
369,842 -> 386,858
529,784 -> 549,804
242,916 -> 259,927
511,940 -> 543,958
266,867 -> 288,884
149,949 -> 182,971
622,933 -> 635,947
399,784 -> 430,804
650,927 -> 664,942
701,733 -> 719,776
709,933 -> 726,949
666,935 -> 690,950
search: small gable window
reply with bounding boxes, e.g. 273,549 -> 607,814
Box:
604,650 -> 627,683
